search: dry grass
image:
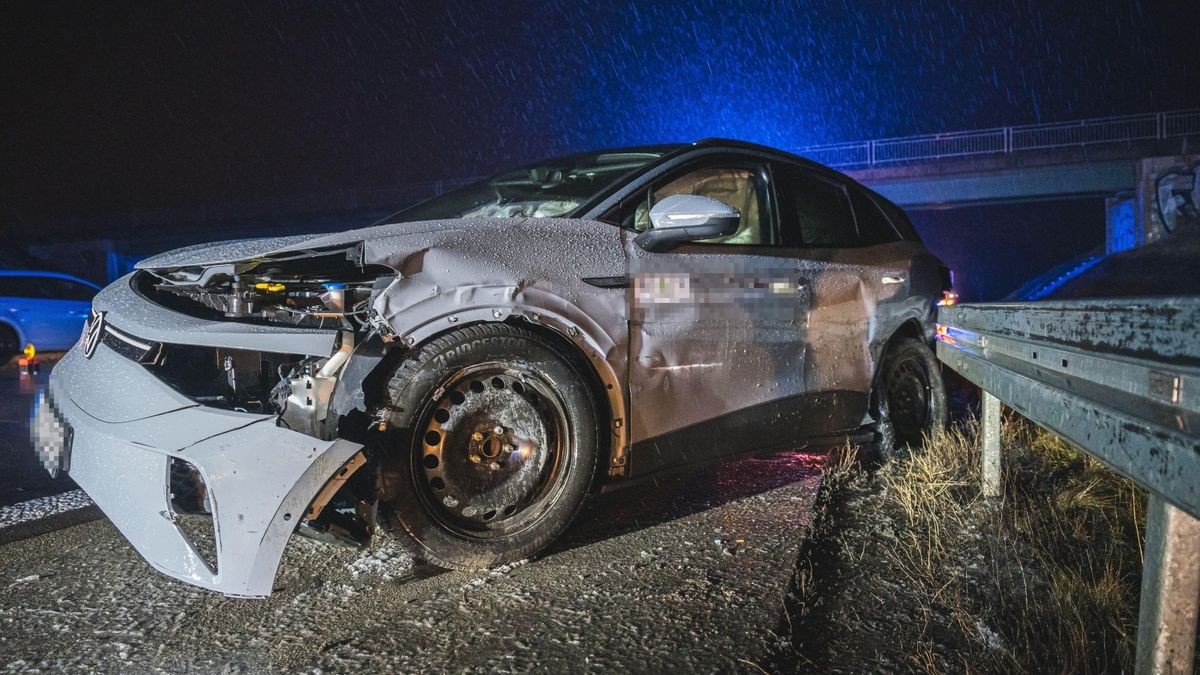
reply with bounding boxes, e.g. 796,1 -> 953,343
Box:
878,413 -> 1145,673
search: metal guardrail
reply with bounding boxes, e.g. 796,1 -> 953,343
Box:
936,298 -> 1200,674
802,109 -> 1200,168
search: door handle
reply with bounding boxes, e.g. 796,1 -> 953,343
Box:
881,275 -> 906,285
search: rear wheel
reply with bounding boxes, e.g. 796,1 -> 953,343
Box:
0,325 -> 18,362
378,323 -> 599,570
873,337 -> 947,453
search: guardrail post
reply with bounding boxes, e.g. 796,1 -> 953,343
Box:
981,391 -> 1001,497
1136,495 -> 1200,674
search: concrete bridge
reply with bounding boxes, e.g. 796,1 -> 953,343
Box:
805,110 -> 1200,209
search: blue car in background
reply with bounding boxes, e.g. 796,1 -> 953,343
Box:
0,271 -> 99,358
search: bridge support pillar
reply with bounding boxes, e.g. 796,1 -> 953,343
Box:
1105,193 -> 1137,253
1133,154 -> 1200,248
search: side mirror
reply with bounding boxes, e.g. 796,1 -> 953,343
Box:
635,194 -> 741,252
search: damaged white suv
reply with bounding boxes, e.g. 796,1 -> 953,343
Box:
36,140 -> 949,596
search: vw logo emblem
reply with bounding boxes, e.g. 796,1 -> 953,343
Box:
83,310 -> 106,359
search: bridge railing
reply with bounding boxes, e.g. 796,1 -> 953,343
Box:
802,108 -> 1200,168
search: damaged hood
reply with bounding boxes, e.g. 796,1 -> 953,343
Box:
136,218 -> 475,270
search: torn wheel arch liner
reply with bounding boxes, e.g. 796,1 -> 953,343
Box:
344,284 -> 630,475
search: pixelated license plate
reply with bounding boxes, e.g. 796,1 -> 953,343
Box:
32,390 -> 73,478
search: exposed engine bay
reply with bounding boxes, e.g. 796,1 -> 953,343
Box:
148,342 -> 353,440
142,245 -> 390,330
137,244 -> 392,447
133,245 -> 388,550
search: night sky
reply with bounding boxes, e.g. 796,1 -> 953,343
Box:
3,0 -> 1200,229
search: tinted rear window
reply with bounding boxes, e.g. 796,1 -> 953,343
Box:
0,277 -> 46,298
849,188 -> 902,245
867,190 -> 922,242
0,276 -> 95,300
774,164 -> 858,248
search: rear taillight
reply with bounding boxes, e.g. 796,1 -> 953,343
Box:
937,290 -> 959,307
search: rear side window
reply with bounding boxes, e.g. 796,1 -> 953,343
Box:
774,164 -> 857,248
849,188 -> 902,245
868,190 -> 922,242
50,279 -> 97,301
0,276 -> 47,298
0,276 -> 94,300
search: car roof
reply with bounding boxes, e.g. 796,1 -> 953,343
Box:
690,137 -> 839,171
0,269 -> 100,288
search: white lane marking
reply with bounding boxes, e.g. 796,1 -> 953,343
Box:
0,489 -> 94,529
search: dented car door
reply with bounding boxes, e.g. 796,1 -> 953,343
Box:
624,159 -> 813,475
770,161 -> 917,434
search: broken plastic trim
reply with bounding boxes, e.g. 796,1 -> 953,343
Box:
305,450 -> 368,522
169,458 -> 218,573
298,449 -> 376,549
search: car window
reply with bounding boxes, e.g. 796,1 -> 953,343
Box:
869,190 -> 923,242
389,149 -> 669,223
633,165 -> 774,246
0,276 -> 49,298
774,164 -> 858,248
51,279 -> 97,301
849,188 -> 902,245
0,276 -> 93,300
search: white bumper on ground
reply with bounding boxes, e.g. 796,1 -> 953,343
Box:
41,277 -> 361,597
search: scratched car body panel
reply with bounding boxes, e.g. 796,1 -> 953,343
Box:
39,139 -> 949,595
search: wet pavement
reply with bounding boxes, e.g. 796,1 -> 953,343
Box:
0,356 -> 77,508
0,357 -> 827,672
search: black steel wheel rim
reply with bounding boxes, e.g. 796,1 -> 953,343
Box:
414,361 -> 572,539
886,355 -> 932,439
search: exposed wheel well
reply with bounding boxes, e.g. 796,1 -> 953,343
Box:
870,319 -> 930,411
364,319 -> 615,487
888,319 -> 925,344
504,320 -> 615,489
0,321 -> 20,358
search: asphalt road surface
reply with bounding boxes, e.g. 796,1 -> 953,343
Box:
0,358 -> 826,673
0,356 -> 78,508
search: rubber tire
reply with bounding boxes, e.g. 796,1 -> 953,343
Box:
378,323 -> 600,570
873,337 -> 948,455
0,325 -> 18,362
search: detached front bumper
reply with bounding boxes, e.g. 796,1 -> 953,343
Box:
41,275 -> 361,597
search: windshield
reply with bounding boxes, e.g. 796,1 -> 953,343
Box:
389,148 -> 672,223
